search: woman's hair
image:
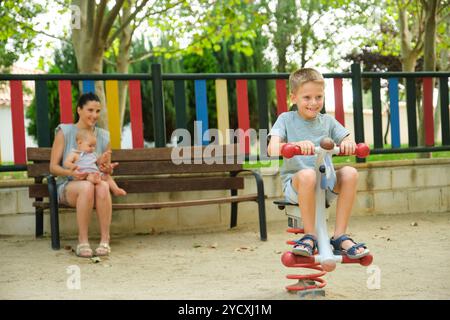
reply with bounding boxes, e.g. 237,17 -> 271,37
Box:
75,92 -> 101,122
77,92 -> 100,108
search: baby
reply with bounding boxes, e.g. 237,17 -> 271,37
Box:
64,129 -> 127,196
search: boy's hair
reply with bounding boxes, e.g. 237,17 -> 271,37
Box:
289,68 -> 324,93
76,129 -> 96,142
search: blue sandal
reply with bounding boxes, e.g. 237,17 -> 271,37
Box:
330,234 -> 370,259
292,234 -> 318,257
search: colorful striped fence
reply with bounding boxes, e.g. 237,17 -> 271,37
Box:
1,66 -> 449,171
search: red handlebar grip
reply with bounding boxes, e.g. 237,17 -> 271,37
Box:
355,143 -> 370,158
338,143 -> 370,158
280,144 -> 302,159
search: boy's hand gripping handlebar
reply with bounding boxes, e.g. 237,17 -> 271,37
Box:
280,138 -> 370,159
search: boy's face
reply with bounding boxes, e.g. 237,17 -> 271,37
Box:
77,136 -> 97,153
290,81 -> 324,120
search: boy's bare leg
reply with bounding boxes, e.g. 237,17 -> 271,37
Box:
102,174 -> 126,196
291,169 -> 317,250
332,166 -> 364,254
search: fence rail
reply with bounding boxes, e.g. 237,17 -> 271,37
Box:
0,63 -> 449,172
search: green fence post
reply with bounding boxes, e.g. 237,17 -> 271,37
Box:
440,77 -> 449,145
406,78 -> 418,147
35,80 -> 51,147
257,79 -> 269,131
351,64 -> 366,163
371,78 -> 383,148
174,80 -> 187,131
152,63 -> 166,147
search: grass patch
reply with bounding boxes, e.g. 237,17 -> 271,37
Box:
0,161 -> 29,180
0,171 -> 28,180
333,144 -> 450,164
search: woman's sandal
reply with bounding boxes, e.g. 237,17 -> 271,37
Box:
95,243 -> 111,256
75,243 -> 93,258
292,234 -> 318,257
330,234 -> 370,259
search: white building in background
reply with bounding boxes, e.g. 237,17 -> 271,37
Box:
0,66 -> 42,163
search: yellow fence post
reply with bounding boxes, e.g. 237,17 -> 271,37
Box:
105,80 -> 121,149
215,79 -> 230,145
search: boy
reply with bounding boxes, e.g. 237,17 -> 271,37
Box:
267,68 -> 370,259
64,129 -> 127,196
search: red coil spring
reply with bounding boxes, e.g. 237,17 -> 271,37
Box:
281,228 -> 327,292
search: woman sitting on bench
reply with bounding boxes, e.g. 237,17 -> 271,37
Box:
49,92 -> 118,258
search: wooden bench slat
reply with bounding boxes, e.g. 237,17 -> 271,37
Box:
27,161 -> 243,177
33,194 -> 261,210
117,176 -> 244,193
27,163 -> 51,177
28,176 -> 245,198
26,145 -> 242,162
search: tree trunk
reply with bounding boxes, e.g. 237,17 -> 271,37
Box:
402,54 -> 418,73
273,0 -> 296,72
299,1 -> 315,68
397,1 -> 428,157
419,0 -> 438,157
422,0 -> 438,156
71,0 -> 109,128
117,2 -> 132,131
423,0 -> 438,72
398,4 -> 420,72
434,18 -> 449,140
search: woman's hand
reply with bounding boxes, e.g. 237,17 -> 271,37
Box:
339,139 -> 357,155
69,166 -> 89,180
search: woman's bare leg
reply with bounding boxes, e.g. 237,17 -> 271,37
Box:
94,181 -> 112,244
64,180 -> 95,244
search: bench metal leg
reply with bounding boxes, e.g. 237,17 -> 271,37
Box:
251,171 -> 268,241
35,206 -> 44,237
34,177 -> 44,238
230,189 -> 238,228
231,170 -> 267,241
47,175 -> 60,250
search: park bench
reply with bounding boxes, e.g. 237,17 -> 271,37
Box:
26,144 -> 267,250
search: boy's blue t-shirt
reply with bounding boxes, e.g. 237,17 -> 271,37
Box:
268,111 -> 349,187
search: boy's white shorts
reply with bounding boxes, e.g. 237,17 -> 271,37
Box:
283,178 -> 338,206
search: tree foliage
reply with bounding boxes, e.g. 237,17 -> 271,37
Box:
25,42 -> 79,143
0,1 -> 45,69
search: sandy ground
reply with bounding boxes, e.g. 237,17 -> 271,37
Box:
1,212 -> 450,300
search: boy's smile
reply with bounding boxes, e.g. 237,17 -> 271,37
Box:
291,81 -> 324,120
305,105 -> 321,113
